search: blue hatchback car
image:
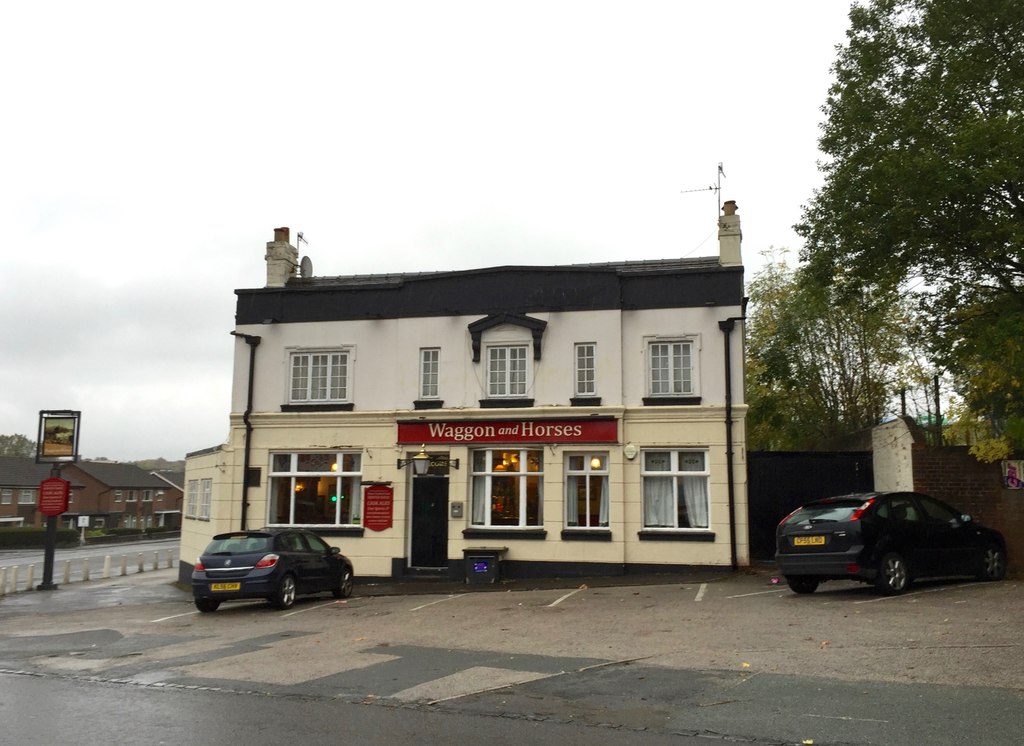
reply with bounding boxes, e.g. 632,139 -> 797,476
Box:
192,528 -> 355,612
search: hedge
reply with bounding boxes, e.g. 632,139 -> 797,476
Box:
0,527 -> 79,548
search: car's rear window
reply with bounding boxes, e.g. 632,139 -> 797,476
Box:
204,534 -> 272,554
783,500 -> 865,525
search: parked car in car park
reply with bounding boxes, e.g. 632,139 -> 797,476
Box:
192,528 -> 355,612
775,491 -> 1007,595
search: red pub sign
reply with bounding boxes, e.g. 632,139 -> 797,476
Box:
38,477 -> 71,517
362,484 -> 394,532
397,417 -> 618,445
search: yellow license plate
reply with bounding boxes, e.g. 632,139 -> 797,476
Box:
793,535 -> 826,546
210,582 -> 241,591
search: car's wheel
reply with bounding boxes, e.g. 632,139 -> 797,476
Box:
331,567 -> 354,599
785,576 -> 820,594
977,544 -> 1007,581
271,574 -> 297,609
195,598 -> 221,613
875,552 -> 910,595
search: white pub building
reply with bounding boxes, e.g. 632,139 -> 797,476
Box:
179,204 -> 749,584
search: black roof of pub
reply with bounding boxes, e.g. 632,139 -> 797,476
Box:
236,258 -> 743,325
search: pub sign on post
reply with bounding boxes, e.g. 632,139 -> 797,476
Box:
37,410 -> 81,464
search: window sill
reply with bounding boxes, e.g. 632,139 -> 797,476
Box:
306,526 -> 366,538
478,399 -> 535,409
638,530 -> 715,542
642,396 -> 702,406
463,528 -> 546,540
570,397 -> 602,406
413,400 -> 444,410
561,529 -> 612,541
281,403 -> 355,412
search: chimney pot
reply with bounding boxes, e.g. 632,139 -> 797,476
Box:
722,200 -> 738,216
274,227 -> 290,243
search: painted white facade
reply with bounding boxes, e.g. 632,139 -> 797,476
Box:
181,210 -> 749,582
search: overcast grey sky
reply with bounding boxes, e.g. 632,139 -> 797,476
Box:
1,1 -> 854,462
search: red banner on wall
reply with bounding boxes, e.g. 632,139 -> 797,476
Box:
362,484 -> 394,532
397,417 -> 618,445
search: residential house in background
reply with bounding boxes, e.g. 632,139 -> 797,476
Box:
59,461 -> 183,530
0,456 -> 83,527
181,203 -> 748,583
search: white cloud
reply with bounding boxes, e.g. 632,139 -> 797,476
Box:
0,0 -> 854,459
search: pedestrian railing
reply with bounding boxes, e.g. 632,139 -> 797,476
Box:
0,549 -> 177,595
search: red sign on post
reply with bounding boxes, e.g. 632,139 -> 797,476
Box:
362,485 -> 394,532
38,477 -> 70,517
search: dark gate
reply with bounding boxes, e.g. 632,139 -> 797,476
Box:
747,451 -> 874,561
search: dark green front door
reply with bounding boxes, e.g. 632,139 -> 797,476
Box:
411,477 -> 448,568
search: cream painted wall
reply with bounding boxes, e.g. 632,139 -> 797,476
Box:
194,302 -> 749,579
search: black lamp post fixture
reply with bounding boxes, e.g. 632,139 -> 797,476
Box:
397,445 -> 459,475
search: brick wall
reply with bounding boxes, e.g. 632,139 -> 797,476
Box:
912,445 -> 1024,577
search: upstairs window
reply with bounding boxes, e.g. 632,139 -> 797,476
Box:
18,489 -> 35,505
575,343 -> 596,396
487,345 -> 528,398
419,347 -> 440,399
290,350 -> 350,403
647,339 -> 695,397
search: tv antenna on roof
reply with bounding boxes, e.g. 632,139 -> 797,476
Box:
680,162 -> 725,214
297,232 -> 313,278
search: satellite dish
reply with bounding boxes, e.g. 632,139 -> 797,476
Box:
299,256 -> 313,278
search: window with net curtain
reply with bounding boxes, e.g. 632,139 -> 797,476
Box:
641,450 -> 709,529
471,448 -> 543,527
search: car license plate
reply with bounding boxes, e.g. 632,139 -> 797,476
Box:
793,535 -> 825,546
210,582 -> 241,591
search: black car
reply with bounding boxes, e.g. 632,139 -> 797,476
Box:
775,491 -> 1007,595
192,528 -> 355,612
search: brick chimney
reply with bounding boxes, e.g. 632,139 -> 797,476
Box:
265,227 -> 298,287
718,200 -> 742,267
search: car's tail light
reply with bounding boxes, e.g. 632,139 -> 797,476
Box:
194,558 -> 205,571
846,564 -> 861,573
849,498 -> 876,521
254,554 -> 280,569
777,508 -> 802,527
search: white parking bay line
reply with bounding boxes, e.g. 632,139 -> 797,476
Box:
411,594 -> 466,611
694,583 -> 707,602
548,588 -> 585,607
390,666 -> 554,704
151,610 -> 199,622
726,588 -> 789,599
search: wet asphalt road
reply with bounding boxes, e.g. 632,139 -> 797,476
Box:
1,566 -> 1022,745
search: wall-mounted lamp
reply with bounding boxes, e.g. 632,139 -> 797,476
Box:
397,445 -> 460,475
398,445 -> 431,476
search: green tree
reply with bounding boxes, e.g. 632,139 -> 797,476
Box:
746,252 -> 913,450
0,434 -> 36,457
797,0 -> 1024,453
